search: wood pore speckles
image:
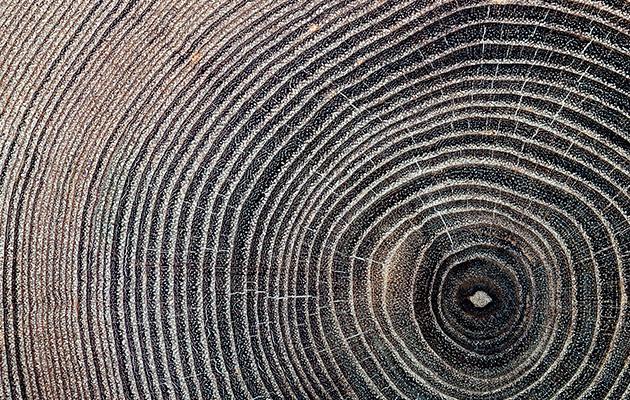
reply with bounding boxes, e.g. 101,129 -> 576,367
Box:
0,1 -> 628,399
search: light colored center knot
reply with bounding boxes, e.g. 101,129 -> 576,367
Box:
469,290 -> 492,308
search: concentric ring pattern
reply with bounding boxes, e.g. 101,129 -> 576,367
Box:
1,0 -> 629,399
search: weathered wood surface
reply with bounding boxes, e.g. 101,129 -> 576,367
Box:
0,1 -> 628,398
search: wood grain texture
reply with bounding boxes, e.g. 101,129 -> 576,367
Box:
0,0 -> 628,399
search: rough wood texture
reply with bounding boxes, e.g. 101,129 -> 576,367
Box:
0,0 -> 628,399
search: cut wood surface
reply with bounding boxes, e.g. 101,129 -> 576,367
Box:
0,1 -> 628,399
